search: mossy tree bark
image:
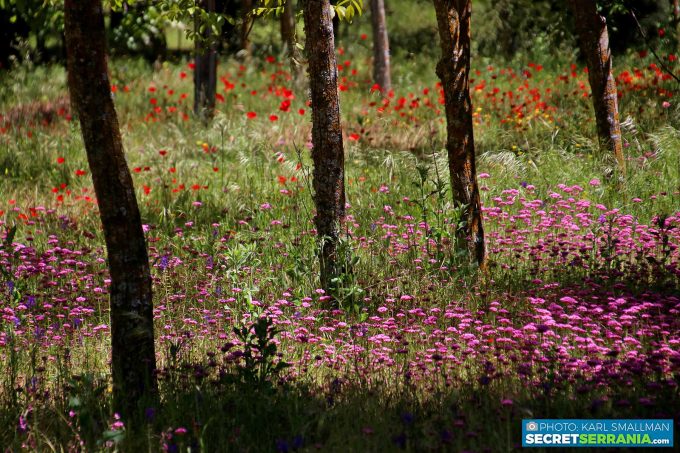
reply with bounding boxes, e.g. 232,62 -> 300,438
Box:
64,0 -> 158,420
370,0 -> 392,93
194,0 -> 218,121
303,0 -> 346,292
432,0 -> 485,267
569,0 -> 625,174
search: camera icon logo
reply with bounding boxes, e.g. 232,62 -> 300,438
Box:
526,421 -> 539,432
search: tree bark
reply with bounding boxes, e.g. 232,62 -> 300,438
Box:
240,0 -> 253,56
370,0 -> 392,93
673,0 -> 680,50
569,0 -> 625,173
194,0 -> 218,121
303,0 -> 346,292
432,0 -> 485,267
281,0 -> 301,74
64,0 -> 157,420
281,0 -> 296,54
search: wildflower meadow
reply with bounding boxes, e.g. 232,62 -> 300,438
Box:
0,0 -> 679,451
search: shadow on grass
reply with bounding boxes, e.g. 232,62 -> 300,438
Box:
3,365 -> 678,452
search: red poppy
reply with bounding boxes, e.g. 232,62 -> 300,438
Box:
57,157 -> 65,164
247,111 -> 257,119
75,169 -> 86,176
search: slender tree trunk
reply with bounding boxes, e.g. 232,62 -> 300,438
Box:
281,0 -> 296,54
569,0 -> 625,173
673,0 -> 680,50
370,0 -> 391,93
281,0 -> 301,75
303,0 -> 346,293
240,0 -> 253,56
64,0 -> 157,420
432,0 -> 485,267
194,0 -> 218,120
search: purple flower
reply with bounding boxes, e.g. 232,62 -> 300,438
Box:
18,415 -> 28,433
401,412 -> 415,425
275,439 -> 289,453
159,255 -> 169,271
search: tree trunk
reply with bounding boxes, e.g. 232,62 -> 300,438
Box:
569,0 -> 625,174
303,0 -> 346,293
194,0 -> 218,121
673,0 -> 680,50
63,0 -> 157,420
432,0 -> 485,267
281,0 -> 296,54
240,0 -> 253,56
370,0 -> 391,93
281,0 -> 301,73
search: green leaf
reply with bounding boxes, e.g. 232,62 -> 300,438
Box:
68,396 -> 81,408
102,429 -> 125,443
